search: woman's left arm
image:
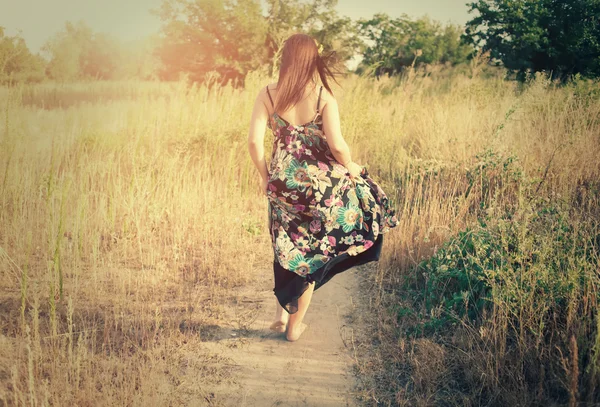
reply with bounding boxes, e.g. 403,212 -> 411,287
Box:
248,89 -> 270,191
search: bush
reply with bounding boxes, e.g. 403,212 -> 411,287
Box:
402,224 -> 501,335
398,195 -> 600,403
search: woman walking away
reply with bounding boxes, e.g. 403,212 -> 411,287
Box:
247,33 -> 398,342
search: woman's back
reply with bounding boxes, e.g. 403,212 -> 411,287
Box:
265,83 -> 324,128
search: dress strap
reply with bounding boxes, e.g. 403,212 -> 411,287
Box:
266,86 -> 275,109
316,85 -> 323,114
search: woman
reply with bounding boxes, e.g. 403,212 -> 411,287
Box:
247,33 -> 398,342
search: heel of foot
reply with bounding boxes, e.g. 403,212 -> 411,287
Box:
286,323 -> 308,342
269,321 -> 287,333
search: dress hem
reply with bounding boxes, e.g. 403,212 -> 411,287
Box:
273,234 -> 384,314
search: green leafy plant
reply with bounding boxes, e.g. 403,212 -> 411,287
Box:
402,224 -> 502,335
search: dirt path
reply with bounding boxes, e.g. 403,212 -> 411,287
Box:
203,268 -> 361,406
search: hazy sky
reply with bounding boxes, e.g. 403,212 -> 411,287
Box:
1,0 -> 473,52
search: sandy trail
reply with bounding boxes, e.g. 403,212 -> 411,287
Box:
203,268 -> 361,406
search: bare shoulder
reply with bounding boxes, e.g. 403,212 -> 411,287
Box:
255,83 -> 275,107
319,86 -> 337,110
258,82 -> 278,102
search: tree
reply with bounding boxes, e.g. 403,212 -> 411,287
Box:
463,0 -> 600,81
356,14 -> 472,76
44,22 -> 91,81
0,28 -> 45,84
154,0 -> 268,84
44,21 -> 123,81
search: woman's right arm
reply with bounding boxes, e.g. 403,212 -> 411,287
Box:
247,88 -> 270,192
321,92 -> 362,177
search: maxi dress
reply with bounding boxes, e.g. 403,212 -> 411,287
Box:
265,85 -> 399,314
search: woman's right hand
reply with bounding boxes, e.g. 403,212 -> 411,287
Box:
261,177 -> 269,196
346,161 -> 363,178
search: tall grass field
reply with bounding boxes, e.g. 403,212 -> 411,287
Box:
1,66 -> 599,405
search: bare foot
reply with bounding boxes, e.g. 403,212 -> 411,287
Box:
286,322 -> 308,342
269,321 -> 287,333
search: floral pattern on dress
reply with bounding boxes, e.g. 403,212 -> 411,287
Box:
266,106 -> 399,277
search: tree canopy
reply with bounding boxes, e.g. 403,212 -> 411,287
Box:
0,28 -> 45,84
463,0 -> 600,80
154,0 -> 268,84
356,13 -> 472,76
43,21 -> 160,82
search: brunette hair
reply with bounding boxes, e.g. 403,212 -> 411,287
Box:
273,33 -> 342,114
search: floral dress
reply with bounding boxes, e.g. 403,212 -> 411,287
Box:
265,85 -> 398,313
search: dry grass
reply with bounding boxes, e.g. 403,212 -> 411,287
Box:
0,74 -> 272,405
1,65 -> 599,405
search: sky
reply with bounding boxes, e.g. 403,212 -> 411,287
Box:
0,0 -> 473,53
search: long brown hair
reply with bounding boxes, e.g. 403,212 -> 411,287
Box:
273,33 -> 341,114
